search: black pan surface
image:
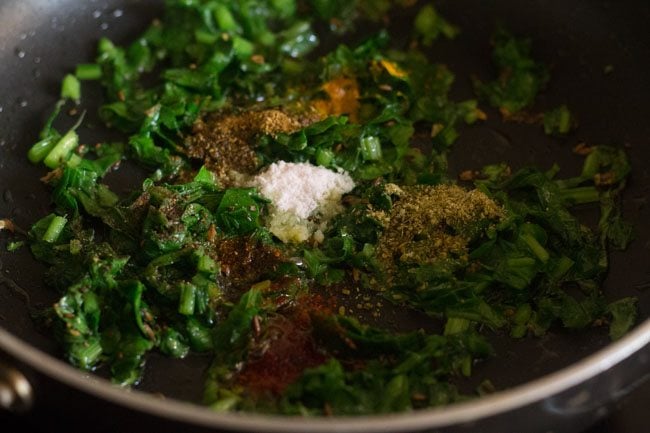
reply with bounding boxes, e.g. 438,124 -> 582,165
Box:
0,0 -> 649,429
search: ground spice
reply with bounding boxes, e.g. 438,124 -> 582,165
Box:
236,295 -> 332,396
213,235 -> 286,299
312,77 -> 361,123
374,184 -> 504,285
0,219 -> 15,232
184,109 -> 303,186
250,161 -> 356,243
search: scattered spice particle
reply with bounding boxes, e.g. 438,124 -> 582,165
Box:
0,219 -> 16,232
459,169 -> 478,181
250,54 -> 265,64
500,108 -> 544,124
573,142 -> 593,156
412,392 -> 427,401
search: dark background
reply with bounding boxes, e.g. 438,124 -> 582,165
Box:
1,381 -> 649,432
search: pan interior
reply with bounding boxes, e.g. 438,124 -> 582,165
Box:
0,0 -> 649,406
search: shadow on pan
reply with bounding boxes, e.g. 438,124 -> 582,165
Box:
0,0 -> 649,432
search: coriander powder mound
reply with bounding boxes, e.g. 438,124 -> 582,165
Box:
375,184 -> 504,284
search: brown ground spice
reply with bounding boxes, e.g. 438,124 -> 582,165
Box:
374,184 -> 504,285
183,109 -> 303,186
213,235 -> 286,300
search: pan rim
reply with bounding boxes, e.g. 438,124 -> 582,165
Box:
1,318 -> 649,432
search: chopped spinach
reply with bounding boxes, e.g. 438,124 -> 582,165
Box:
473,27 -> 549,114
24,0 -> 636,416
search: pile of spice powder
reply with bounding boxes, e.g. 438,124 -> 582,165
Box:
251,161 -> 356,243
184,109 -> 302,186
373,183 -> 504,285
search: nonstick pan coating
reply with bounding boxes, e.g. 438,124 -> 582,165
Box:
0,0 -> 649,432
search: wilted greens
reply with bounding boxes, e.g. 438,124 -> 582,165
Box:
24,0 -> 635,416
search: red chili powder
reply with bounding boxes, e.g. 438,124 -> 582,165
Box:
236,295 -> 334,396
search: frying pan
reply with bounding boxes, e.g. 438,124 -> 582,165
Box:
0,0 -> 649,432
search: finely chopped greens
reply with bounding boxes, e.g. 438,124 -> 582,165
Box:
23,0 -> 636,415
